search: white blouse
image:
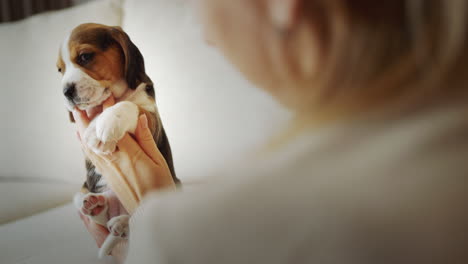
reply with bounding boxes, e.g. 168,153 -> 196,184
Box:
125,105 -> 468,264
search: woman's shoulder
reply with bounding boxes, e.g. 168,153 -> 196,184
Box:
127,105 -> 468,264
136,103 -> 468,231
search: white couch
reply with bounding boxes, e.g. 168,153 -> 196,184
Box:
0,0 -> 290,263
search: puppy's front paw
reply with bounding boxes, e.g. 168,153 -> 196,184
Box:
84,124 -> 118,155
107,215 -> 130,238
84,102 -> 139,154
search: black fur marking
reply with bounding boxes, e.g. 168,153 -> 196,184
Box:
110,27 -> 153,90
145,84 -> 155,99
96,31 -> 115,51
84,160 -> 104,193
75,27 -> 115,51
155,125 -> 180,184
122,36 -> 145,89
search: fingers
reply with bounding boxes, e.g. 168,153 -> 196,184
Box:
117,115 -> 164,165
115,115 -> 154,156
78,210 -> 110,246
102,95 -> 115,110
73,108 -> 90,137
116,133 -> 141,157
134,115 -> 164,164
78,211 -> 88,222
73,96 -> 114,139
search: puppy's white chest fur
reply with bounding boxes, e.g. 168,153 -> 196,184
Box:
84,83 -> 154,155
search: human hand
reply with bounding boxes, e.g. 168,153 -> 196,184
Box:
78,211 -> 110,248
78,211 -> 128,262
73,96 -> 176,214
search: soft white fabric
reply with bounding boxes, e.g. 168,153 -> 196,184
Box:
0,203 -> 113,264
0,0 -> 122,184
123,0 -> 292,181
126,105 -> 468,264
0,184 -> 203,264
0,180 -> 77,225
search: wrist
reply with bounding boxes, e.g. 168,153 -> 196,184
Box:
111,240 -> 128,264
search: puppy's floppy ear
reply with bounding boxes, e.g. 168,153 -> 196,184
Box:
69,111 -> 75,123
110,26 -> 152,89
155,124 -> 180,185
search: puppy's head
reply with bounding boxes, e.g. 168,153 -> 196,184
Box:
57,23 -> 151,111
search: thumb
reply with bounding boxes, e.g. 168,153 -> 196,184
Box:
73,108 -> 90,137
102,96 -> 115,110
135,114 -> 165,164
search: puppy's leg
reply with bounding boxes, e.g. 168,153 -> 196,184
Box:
84,101 -> 139,155
98,215 -> 130,258
107,215 -> 130,238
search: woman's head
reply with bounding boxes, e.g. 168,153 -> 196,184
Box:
195,0 -> 468,119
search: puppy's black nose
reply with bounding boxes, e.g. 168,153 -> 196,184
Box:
63,83 -> 76,100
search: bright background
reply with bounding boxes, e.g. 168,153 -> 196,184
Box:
0,0 -> 291,224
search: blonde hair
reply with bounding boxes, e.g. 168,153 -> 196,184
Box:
264,0 -> 468,151
284,0 -> 468,118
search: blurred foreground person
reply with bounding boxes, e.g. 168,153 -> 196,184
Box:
75,0 -> 468,263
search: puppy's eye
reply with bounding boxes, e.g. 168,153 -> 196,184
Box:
58,68 -> 62,73
77,52 -> 94,65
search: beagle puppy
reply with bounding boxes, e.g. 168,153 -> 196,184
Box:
57,23 -> 179,257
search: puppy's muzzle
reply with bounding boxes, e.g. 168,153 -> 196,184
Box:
64,83 -> 77,101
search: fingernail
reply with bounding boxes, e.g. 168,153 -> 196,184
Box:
140,115 -> 148,129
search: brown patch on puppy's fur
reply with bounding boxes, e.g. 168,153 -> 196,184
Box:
56,51 -> 65,74
68,25 -> 125,87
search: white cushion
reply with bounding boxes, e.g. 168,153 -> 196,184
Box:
0,0 -> 123,184
0,181 -> 78,225
0,203 -> 106,264
0,183 -> 200,263
123,0 -> 291,181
